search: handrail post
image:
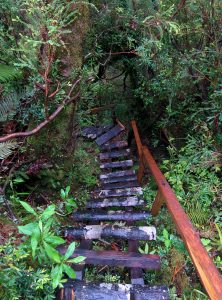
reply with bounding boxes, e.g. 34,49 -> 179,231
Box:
131,120 -> 145,184
151,190 -> 165,216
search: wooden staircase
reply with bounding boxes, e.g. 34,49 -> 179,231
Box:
57,123 -> 169,300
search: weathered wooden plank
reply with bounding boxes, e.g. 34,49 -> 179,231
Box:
92,187 -> 143,199
86,196 -> 144,208
100,140 -> 128,152
58,248 -> 160,268
100,169 -> 136,180
81,125 -> 114,139
96,125 -> 114,138
100,180 -> 139,190
95,125 -> 124,146
58,281 -> 169,300
81,126 -> 99,139
65,225 -> 156,240
99,149 -> 130,161
100,160 -> 133,169
72,210 -> 150,222
100,175 -> 138,184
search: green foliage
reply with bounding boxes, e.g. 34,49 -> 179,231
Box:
0,243 -> 55,299
59,186 -> 77,214
162,131 -> 221,224
16,201 -> 85,289
0,64 -> 22,83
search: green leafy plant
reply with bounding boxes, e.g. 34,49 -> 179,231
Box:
18,201 -> 85,288
60,186 -> 77,214
139,242 -> 156,254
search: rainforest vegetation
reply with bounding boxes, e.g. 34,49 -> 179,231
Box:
0,0 -> 222,299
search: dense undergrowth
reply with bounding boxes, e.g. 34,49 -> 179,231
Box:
0,0 -> 222,299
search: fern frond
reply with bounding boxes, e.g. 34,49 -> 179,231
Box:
0,64 -> 22,83
187,202 -> 209,226
0,88 -> 34,122
0,141 -> 18,160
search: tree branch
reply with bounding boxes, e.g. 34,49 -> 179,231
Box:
0,77 -> 81,143
171,0 -> 187,19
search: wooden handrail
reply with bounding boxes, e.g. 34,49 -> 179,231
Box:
131,120 -> 222,300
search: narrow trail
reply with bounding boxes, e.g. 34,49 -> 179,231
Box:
57,122 -> 169,300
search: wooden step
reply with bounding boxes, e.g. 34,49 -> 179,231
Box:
95,125 -> 124,146
65,225 -> 156,240
58,248 -> 160,269
92,187 -> 143,199
96,125 -> 114,138
72,210 -> 150,222
100,140 -> 128,151
86,196 -> 144,208
81,125 -> 113,139
99,149 -> 130,161
81,126 -> 99,139
100,160 -> 133,169
59,281 -> 169,300
100,169 -> 136,179
100,175 -> 138,184
100,180 -> 139,190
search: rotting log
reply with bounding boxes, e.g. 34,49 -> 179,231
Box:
65,225 -> 156,240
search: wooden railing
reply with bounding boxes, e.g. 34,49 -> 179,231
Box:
131,120 -> 222,300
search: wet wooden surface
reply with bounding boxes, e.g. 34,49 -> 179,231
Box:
58,248 -> 160,269
72,210 -> 150,222
65,225 -> 156,240
86,196 -> 144,208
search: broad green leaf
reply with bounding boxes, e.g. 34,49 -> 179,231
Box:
19,201 -> 37,216
41,204 -> 56,221
64,242 -> 75,260
60,189 -> 66,199
18,222 -> 38,236
31,234 -> 38,257
63,264 -> 76,279
39,220 -> 43,232
68,256 -> 86,264
65,186 -> 70,194
51,265 -> 63,289
44,235 -> 65,246
44,242 -> 61,263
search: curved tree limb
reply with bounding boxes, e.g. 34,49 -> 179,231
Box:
0,91 -> 80,143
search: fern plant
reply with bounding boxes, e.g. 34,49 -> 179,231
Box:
187,202 -> 209,226
0,88 -> 34,122
0,64 -> 22,83
0,141 -> 18,160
